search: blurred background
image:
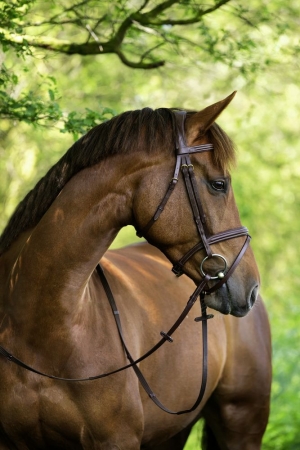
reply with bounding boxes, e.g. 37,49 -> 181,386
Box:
0,1 -> 299,448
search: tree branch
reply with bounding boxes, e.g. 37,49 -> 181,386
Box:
1,0 -> 234,69
115,48 -> 165,69
0,28 -> 164,68
0,28 -> 109,54
136,0 -> 180,21
137,0 -> 232,25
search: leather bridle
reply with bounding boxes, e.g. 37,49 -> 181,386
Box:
0,111 -> 251,416
136,110 -> 251,295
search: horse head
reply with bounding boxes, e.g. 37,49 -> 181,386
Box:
133,93 -> 260,317
0,93 -> 259,319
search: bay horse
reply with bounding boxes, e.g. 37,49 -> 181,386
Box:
0,93 -> 271,449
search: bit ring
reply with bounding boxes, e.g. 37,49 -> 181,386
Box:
200,254 -> 228,280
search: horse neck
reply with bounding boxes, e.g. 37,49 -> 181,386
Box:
1,154 -> 143,322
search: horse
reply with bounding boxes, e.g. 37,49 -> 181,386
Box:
0,92 -> 272,450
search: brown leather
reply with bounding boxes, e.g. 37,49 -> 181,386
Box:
205,235 -> 251,294
175,110 -> 214,154
97,265 -> 212,415
128,110 -> 252,414
137,110 -> 251,288
172,226 -> 249,276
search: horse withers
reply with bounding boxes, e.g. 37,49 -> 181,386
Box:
0,93 -> 271,449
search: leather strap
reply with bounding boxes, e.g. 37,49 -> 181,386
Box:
181,154 -> 212,256
172,227 -> 249,276
136,177 -> 178,238
205,235 -> 251,295
175,111 -> 213,155
96,264 -> 213,415
0,267 -> 212,400
136,111 -> 249,276
136,112 -> 213,240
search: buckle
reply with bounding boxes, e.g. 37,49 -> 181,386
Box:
194,314 -> 214,322
171,264 -> 183,277
160,331 -> 173,343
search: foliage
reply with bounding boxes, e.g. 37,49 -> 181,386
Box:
1,0 -> 283,69
1,0 -> 298,129
0,59 -> 115,136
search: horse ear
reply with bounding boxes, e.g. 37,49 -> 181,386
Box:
187,91 -> 237,139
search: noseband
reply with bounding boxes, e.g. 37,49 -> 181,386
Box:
0,111 -> 252,417
136,110 -> 251,295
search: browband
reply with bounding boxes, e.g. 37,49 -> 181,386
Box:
175,111 -> 213,154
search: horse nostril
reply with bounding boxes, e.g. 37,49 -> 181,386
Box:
248,285 -> 258,309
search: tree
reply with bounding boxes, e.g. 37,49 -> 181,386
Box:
1,0 -> 236,69
0,0 -> 298,131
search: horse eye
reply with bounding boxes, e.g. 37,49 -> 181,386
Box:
211,180 -> 226,191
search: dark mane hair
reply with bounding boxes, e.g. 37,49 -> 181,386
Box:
207,122 -> 236,170
0,107 -> 235,255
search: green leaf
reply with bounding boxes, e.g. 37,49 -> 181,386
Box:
48,89 -> 55,101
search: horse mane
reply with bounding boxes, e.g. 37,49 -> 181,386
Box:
0,108 -> 235,255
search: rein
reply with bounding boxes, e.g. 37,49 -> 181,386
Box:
0,110 -> 251,415
0,266 -> 213,415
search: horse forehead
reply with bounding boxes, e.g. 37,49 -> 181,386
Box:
189,152 -> 227,178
